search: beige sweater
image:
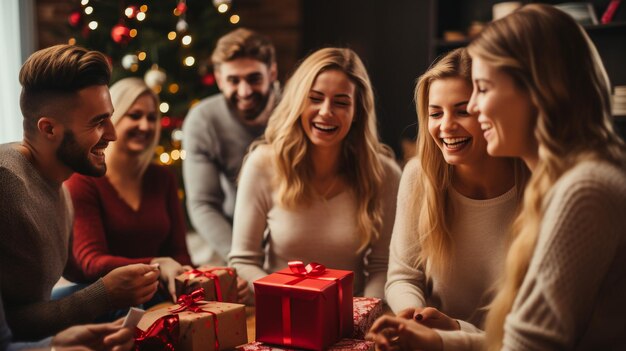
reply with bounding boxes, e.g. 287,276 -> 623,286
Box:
229,145 -> 401,298
437,159 -> 626,350
385,159 -> 518,332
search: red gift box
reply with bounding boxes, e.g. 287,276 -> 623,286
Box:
352,297 -> 383,339
236,339 -> 373,351
253,261 -> 354,351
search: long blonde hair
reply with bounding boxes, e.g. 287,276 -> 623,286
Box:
253,47 -> 390,252
107,77 -> 161,172
467,4 -> 626,349
411,48 -> 527,277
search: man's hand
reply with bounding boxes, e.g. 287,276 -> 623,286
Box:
397,307 -> 460,331
51,319 -> 134,351
150,257 -> 187,303
366,315 -> 443,351
102,264 -> 159,309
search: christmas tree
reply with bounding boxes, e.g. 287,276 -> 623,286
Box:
67,0 -> 236,167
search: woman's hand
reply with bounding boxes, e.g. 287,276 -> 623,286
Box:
237,277 -> 254,305
366,315 -> 443,351
150,257 -> 186,302
398,307 -> 460,331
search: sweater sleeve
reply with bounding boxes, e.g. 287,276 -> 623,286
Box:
229,147 -> 273,288
67,175 -> 150,281
6,280 -> 109,340
182,105 -> 234,262
436,329 -> 486,351
160,168 -> 192,266
385,159 -> 429,313
363,157 -> 401,299
502,171 -> 625,350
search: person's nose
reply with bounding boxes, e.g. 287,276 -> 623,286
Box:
138,116 -> 150,131
104,118 -> 117,142
440,112 -> 457,132
468,91 -> 479,114
237,80 -> 252,98
319,99 -> 333,117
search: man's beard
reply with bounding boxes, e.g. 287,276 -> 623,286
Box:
57,130 -> 106,177
228,91 -> 270,121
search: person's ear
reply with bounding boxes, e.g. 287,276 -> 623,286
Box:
37,117 -> 63,142
269,62 -> 278,82
214,66 -> 224,91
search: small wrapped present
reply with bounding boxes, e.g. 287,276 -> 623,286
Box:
253,261 -> 354,351
352,297 -> 383,339
236,339 -> 373,351
135,288 -> 247,351
175,266 -> 238,303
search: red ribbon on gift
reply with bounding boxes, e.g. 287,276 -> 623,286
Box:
183,267 -> 235,301
278,261 -> 346,346
135,288 -> 220,350
134,314 -> 179,351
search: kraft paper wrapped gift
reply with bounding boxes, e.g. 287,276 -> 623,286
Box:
135,289 -> 247,351
175,266 -> 238,302
352,297 -> 383,339
253,261 -> 354,351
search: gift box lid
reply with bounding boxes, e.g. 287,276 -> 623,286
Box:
253,267 -> 353,301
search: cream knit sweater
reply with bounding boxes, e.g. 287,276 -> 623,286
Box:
437,159 -> 626,350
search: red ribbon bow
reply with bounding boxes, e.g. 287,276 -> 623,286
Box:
170,287 -> 207,313
135,288 -> 220,350
288,261 -> 326,276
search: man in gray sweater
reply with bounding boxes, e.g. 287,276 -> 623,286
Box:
0,44 -> 159,341
183,28 -> 278,265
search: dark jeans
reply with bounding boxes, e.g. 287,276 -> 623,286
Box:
51,283 -> 169,322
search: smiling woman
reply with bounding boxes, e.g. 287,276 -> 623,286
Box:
383,47 -> 529,350
229,47 -> 401,301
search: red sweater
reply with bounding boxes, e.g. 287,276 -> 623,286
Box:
66,164 -> 192,282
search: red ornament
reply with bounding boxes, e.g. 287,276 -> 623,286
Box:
68,11 -> 82,27
161,116 -> 172,128
176,2 -> 188,14
111,24 -> 131,44
202,73 -> 216,86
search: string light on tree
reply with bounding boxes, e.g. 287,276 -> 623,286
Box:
88,21 -> 98,30
125,6 -> 138,19
159,102 -> 170,113
230,14 -> 240,24
80,0 -> 89,5
136,11 -> 146,21
137,51 -> 147,61
167,31 -> 177,40
84,6 -> 93,15
184,56 -> 195,66
182,35 -> 192,46
214,0 -> 231,13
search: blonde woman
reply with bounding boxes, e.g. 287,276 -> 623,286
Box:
66,77 -> 192,303
368,4 -> 626,350
229,48 -> 401,300
385,48 -> 527,333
